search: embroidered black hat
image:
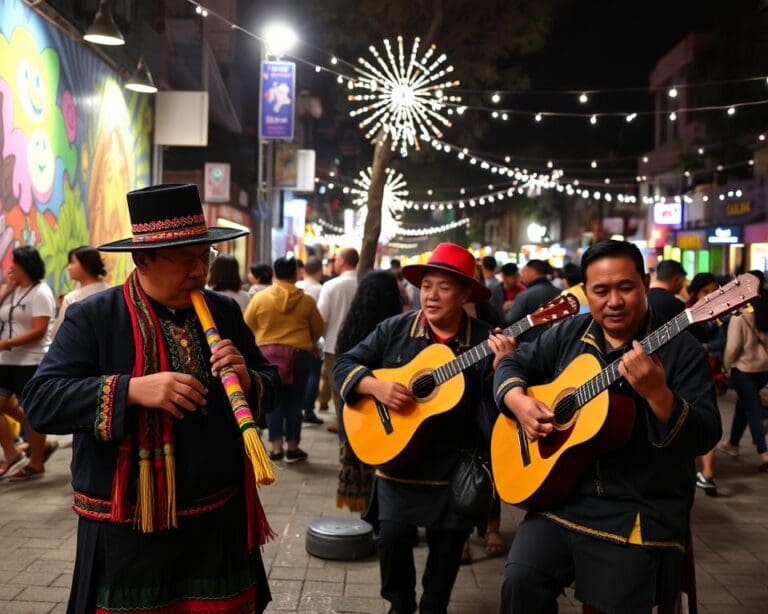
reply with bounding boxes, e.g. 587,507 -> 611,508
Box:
98,183 -> 247,252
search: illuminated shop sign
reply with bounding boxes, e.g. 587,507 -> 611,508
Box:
653,201 -> 682,225
707,225 -> 742,245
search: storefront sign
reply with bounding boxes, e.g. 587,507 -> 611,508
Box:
260,61 -> 295,139
725,200 -> 752,217
677,234 -> 703,250
653,201 -> 682,225
204,163 -> 230,202
707,225 -> 742,245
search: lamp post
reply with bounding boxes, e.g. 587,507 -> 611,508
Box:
256,22 -> 297,265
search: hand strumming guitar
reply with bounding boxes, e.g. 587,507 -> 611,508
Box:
502,386 -> 554,442
355,376 -> 414,412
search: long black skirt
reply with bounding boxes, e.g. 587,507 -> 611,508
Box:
68,490 -> 270,613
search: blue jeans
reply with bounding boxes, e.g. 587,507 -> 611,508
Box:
301,353 -> 322,414
729,368 -> 768,454
266,350 -> 312,444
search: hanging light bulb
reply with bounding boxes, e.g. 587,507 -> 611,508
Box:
578,92 -> 588,104
668,87 -> 678,98
534,113 -> 543,122
125,56 -> 157,93
727,106 -> 736,116
626,113 -> 637,122
491,92 -> 501,104
589,114 -> 597,125
83,0 -> 125,46
669,111 -> 677,121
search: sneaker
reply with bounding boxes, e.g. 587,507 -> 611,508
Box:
716,442 -> 739,458
695,471 -> 717,496
302,411 -> 324,425
269,450 -> 284,462
285,448 -> 308,464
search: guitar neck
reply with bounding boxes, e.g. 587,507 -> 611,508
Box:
575,310 -> 691,406
433,317 -> 533,384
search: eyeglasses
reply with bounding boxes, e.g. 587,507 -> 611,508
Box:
154,246 -> 219,270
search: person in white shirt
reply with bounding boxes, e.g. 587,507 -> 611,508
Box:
0,246 -> 56,481
297,257 -> 325,424
50,246 -> 110,339
316,247 -> 359,432
296,257 -> 323,302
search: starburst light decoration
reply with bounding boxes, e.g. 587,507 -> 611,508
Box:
348,36 -> 461,157
350,168 -> 409,242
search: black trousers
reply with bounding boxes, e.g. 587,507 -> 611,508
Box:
501,514 -> 683,614
376,520 -> 469,614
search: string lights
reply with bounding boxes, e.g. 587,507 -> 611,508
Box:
348,37 -> 460,157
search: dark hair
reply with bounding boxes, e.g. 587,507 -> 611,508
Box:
655,259 -> 687,282
335,270 -> 403,355
748,270 -> 768,332
501,263 -> 518,276
12,246 -> 45,282
339,247 -> 359,268
390,258 -> 401,268
563,263 -> 583,288
208,254 -> 242,292
304,257 -> 322,275
687,272 -> 717,300
524,259 -> 550,276
249,264 -> 273,285
580,240 -> 645,282
296,259 -> 305,268
273,257 -> 297,280
68,245 -> 106,278
481,255 -> 497,271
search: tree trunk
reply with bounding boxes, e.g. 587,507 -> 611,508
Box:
358,132 -> 393,279
357,7 -> 444,280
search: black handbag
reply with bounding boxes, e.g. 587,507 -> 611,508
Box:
449,449 -> 494,524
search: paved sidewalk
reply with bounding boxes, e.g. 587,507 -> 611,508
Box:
1,391 -> 767,613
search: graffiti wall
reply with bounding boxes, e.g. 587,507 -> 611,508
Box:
0,0 -> 151,293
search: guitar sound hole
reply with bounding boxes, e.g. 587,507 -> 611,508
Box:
411,374 -> 436,401
553,395 -> 577,428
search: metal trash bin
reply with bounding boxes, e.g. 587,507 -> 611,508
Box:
305,516 -> 375,560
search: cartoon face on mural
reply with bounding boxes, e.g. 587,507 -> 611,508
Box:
0,0 -> 152,292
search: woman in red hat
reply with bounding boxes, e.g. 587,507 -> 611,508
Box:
334,242 -> 516,614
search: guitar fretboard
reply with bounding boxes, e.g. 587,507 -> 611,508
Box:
573,310 -> 691,407
433,318 -> 532,384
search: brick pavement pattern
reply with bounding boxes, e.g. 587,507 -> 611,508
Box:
1,391 -> 767,613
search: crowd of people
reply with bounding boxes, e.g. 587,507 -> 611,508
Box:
2,182 -> 767,612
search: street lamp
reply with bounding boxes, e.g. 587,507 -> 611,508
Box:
256,21 -> 297,264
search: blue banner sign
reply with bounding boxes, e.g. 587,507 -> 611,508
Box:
706,225 -> 742,245
260,61 -> 295,140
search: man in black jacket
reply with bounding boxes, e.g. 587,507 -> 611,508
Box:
494,240 -> 720,613
334,242 -> 515,614
22,184 -> 280,614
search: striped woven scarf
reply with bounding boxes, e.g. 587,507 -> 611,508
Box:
110,271 -> 176,532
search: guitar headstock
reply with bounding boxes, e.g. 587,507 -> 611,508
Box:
688,272 -> 761,324
530,293 -> 580,326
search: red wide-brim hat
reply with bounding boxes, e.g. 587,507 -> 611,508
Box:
98,184 -> 247,252
402,242 -> 491,303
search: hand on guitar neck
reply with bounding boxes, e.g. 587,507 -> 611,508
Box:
617,339 -> 674,423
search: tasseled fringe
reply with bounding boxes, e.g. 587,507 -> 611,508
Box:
136,451 -> 155,532
110,439 -> 133,522
244,458 -> 276,552
336,494 -> 368,513
242,427 -> 276,485
164,442 -> 177,528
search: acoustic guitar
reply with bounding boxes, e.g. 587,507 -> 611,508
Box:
491,273 -> 759,509
344,293 -> 580,466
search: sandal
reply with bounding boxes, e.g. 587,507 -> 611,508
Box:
0,453 -> 27,479
7,464 -> 44,482
484,530 -> 507,557
42,440 -> 59,463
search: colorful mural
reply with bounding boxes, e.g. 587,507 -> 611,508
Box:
0,0 -> 151,293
